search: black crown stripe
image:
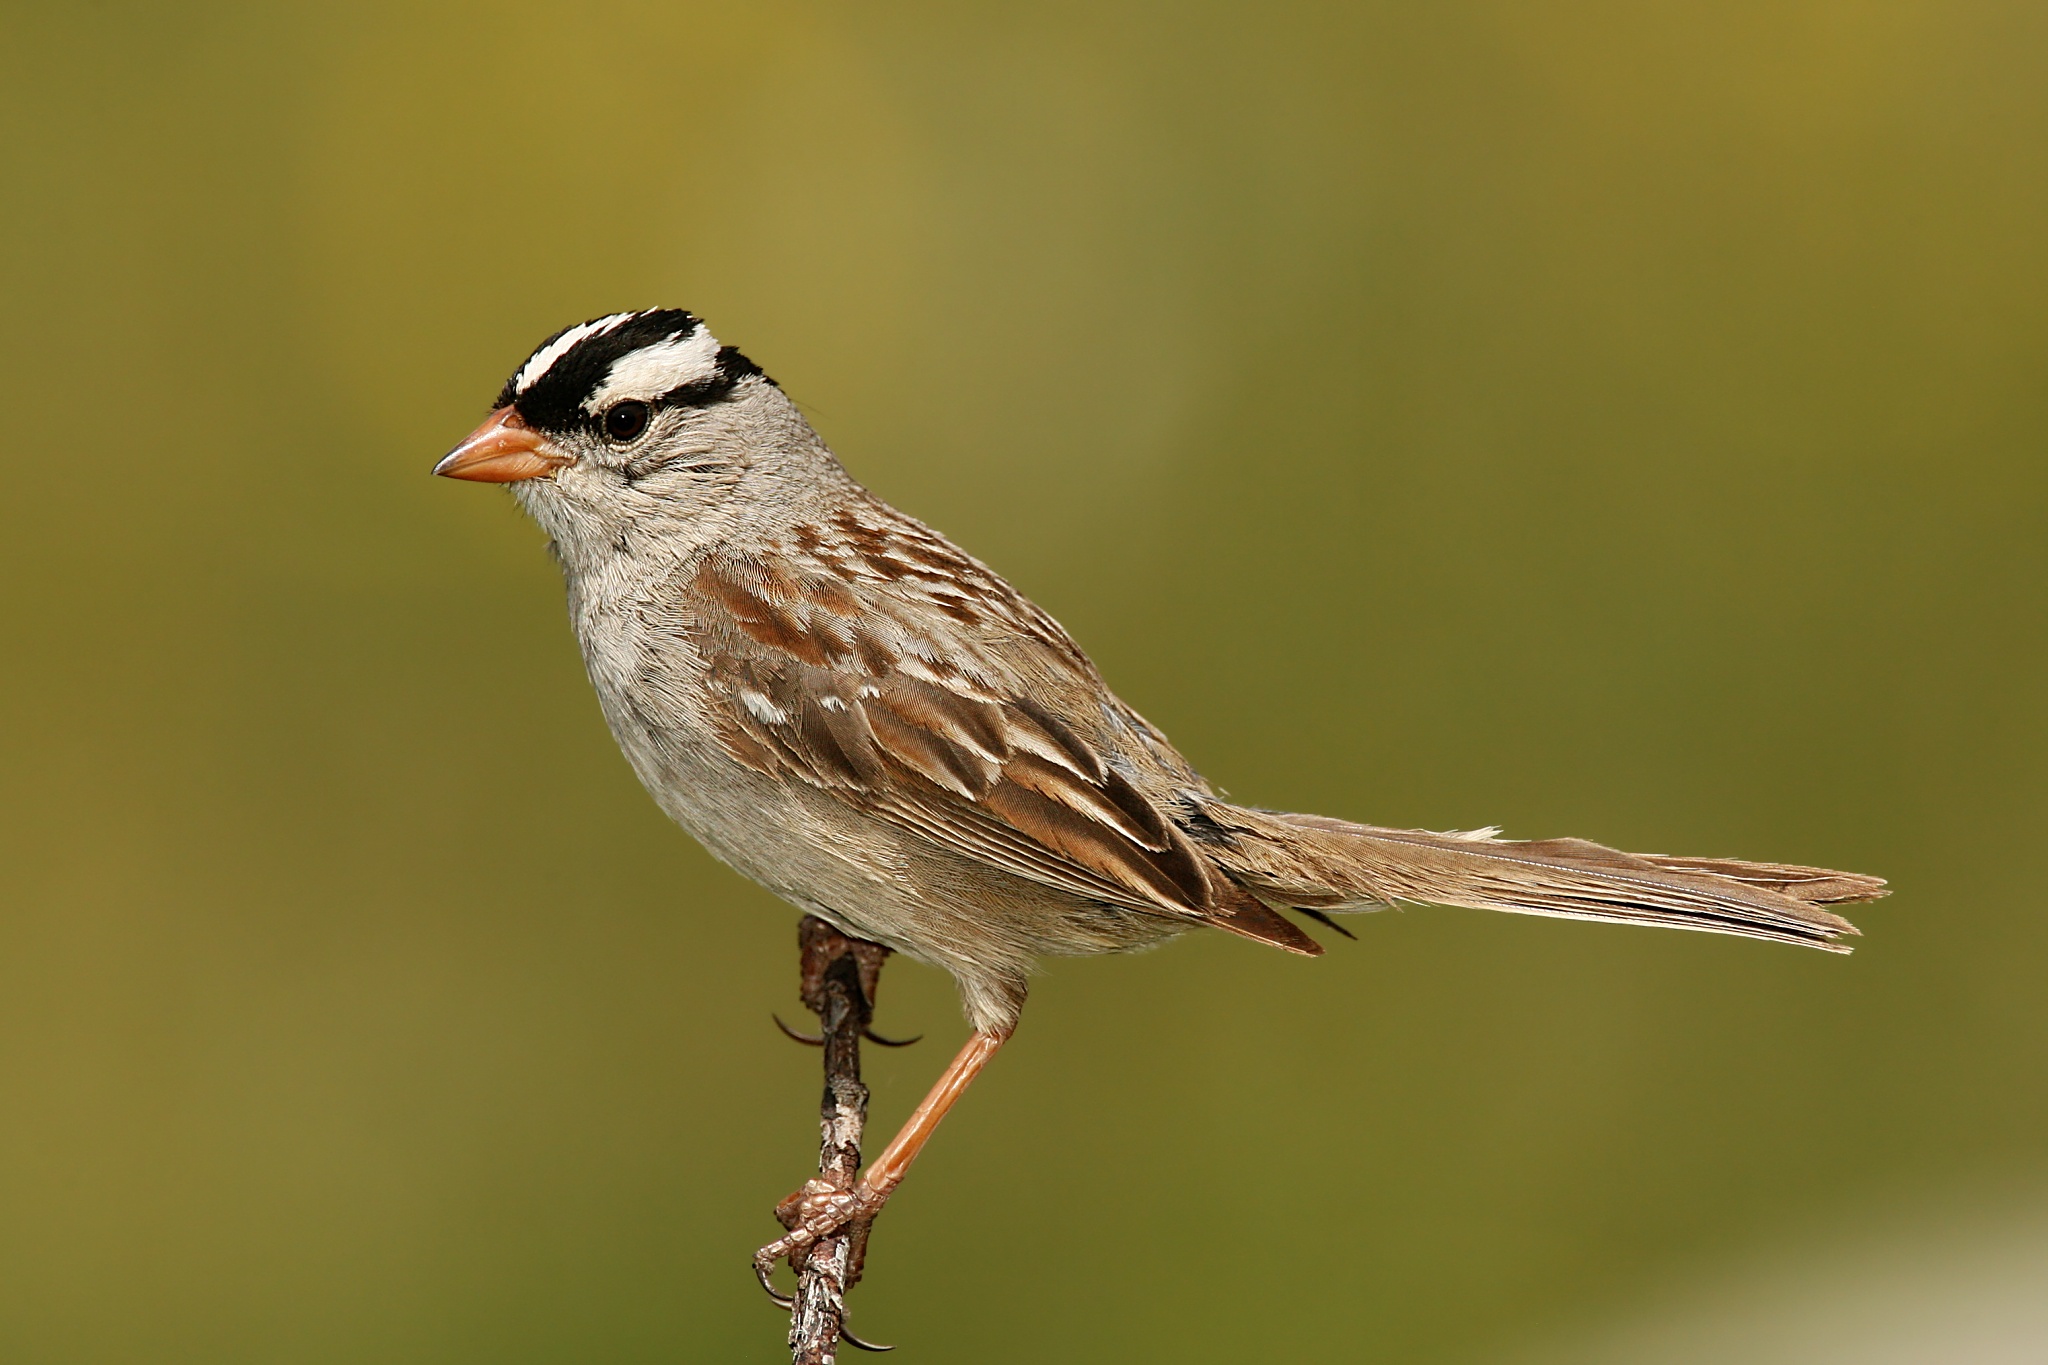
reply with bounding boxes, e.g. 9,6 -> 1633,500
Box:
494,311 -> 776,432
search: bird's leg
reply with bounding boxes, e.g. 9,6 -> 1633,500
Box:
756,1028 -> 1010,1287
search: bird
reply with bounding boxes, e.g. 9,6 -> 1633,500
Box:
434,307 -> 1886,1292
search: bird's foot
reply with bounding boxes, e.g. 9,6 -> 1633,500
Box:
753,1177 -> 888,1309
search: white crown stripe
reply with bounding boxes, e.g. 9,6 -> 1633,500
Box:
511,312 -> 639,396
583,326 -> 723,412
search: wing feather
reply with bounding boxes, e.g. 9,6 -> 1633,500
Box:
681,542 -> 1276,936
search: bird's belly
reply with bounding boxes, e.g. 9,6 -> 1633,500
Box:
614,717 -> 895,918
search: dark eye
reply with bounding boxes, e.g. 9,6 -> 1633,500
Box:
603,400 -> 651,443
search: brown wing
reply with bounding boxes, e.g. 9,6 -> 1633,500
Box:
678,515 -> 1318,955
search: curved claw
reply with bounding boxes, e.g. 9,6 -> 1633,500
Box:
777,1014 -> 919,1048
754,1258 -> 796,1310
842,1323 -> 897,1352
863,1028 -> 922,1048
772,1014 -> 826,1046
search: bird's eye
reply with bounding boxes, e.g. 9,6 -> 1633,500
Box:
603,400 -> 651,443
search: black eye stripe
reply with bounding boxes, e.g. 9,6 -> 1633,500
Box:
653,377 -> 730,407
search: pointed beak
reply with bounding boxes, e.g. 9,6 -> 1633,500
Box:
433,407 -> 570,483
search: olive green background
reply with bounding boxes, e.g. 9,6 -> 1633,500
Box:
3,3 -> 2044,1362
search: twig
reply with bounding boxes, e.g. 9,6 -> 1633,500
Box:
778,916 -> 892,1364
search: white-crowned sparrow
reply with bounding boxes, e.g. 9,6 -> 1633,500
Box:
435,308 -> 1885,1279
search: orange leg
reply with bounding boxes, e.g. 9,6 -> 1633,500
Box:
859,1029 -> 1006,1198
755,1029 -> 1010,1295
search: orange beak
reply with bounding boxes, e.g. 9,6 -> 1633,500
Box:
433,407 -> 570,483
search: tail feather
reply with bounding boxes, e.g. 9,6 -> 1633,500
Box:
1200,807 -> 1885,953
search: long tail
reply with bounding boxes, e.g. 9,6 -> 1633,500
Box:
1196,805 -> 1886,952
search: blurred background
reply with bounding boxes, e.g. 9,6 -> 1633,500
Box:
2,2 -> 2044,1361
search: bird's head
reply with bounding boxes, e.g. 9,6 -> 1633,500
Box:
435,310 -> 835,562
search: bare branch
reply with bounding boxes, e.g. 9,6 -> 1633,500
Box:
779,916 -> 892,1364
